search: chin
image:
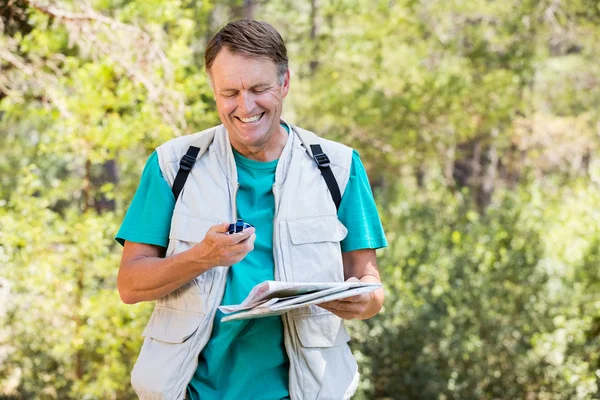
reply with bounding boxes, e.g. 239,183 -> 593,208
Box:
237,123 -> 268,138
241,133 -> 269,146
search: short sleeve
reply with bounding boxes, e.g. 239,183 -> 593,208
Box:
338,150 -> 388,252
115,151 -> 176,248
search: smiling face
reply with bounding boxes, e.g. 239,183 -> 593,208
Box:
210,48 -> 290,160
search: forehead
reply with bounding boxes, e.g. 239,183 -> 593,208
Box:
211,49 -> 278,89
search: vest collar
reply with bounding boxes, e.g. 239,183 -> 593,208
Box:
209,120 -> 300,188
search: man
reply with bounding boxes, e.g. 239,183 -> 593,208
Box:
116,19 -> 387,400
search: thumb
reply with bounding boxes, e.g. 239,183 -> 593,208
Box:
209,222 -> 231,234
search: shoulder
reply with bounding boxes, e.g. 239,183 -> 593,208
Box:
290,124 -> 353,172
157,125 -> 221,164
155,125 -> 222,186
349,150 -> 365,176
289,123 -> 354,195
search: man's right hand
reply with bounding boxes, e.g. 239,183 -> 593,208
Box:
117,222 -> 256,304
190,222 -> 256,268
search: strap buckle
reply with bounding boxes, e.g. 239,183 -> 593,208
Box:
313,152 -> 330,168
179,154 -> 196,171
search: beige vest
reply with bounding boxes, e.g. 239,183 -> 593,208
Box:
130,122 -> 358,399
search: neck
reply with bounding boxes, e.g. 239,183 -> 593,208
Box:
231,125 -> 288,162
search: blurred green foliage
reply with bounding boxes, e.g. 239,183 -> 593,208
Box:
0,0 -> 599,398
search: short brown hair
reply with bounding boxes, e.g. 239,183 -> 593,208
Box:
204,19 -> 288,84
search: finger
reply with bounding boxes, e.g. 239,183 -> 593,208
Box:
321,300 -> 366,314
229,227 -> 255,243
319,300 -> 349,311
244,232 -> 257,246
320,293 -> 370,306
217,227 -> 254,246
318,303 -> 338,312
318,304 -> 359,320
331,311 -> 357,320
229,234 -> 256,254
346,277 -> 360,283
230,244 -> 254,258
338,293 -> 371,303
209,222 -> 231,233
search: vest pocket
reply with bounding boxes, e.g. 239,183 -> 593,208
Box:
286,215 -> 348,283
142,307 -> 204,343
292,311 -> 350,347
291,311 -> 356,400
132,307 -> 205,398
168,211 -> 220,248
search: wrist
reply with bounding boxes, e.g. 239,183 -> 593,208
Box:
358,277 -> 384,320
181,247 -> 213,274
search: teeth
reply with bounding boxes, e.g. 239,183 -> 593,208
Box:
239,114 -> 261,123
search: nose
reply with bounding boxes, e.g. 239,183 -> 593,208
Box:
237,91 -> 255,114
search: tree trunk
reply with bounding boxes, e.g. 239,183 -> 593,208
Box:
452,136 -> 498,212
231,0 -> 257,20
478,143 -> 497,212
243,0 -> 257,19
93,159 -> 118,213
309,0 -> 319,74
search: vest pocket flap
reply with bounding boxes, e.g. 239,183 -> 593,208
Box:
169,212 -> 220,243
287,215 -> 348,245
293,312 -> 350,348
142,307 -> 204,344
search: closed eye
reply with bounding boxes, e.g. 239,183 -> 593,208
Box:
252,85 -> 273,94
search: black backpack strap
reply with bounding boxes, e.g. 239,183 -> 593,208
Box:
172,146 -> 200,201
310,144 -> 342,210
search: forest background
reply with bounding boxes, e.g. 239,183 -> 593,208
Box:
1,0 -> 599,399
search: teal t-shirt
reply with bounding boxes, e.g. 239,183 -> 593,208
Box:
116,131 -> 387,399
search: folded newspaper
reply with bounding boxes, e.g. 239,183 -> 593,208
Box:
219,280 -> 382,322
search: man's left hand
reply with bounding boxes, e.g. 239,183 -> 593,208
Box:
318,277 -> 382,320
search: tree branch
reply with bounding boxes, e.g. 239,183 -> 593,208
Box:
19,0 -> 186,133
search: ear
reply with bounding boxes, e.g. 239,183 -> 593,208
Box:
281,69 -> 291,99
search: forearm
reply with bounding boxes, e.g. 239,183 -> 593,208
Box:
117,248 -> 211,304
339,248 -> 385,320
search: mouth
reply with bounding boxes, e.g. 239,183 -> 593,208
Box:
236,112 -> 265,124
